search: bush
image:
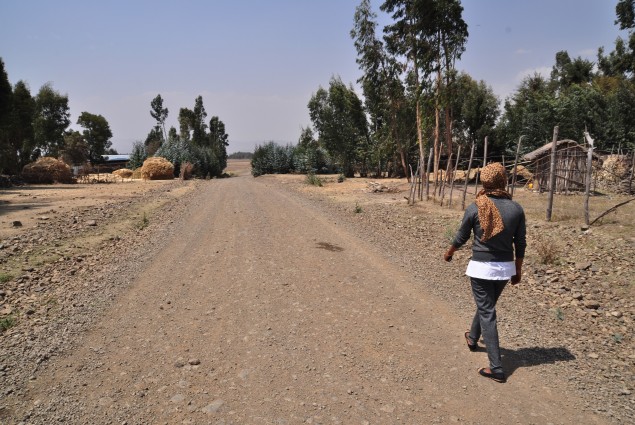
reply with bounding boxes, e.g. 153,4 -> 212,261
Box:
155,138 -> 195,177
294,145 -> 334,174
140,157 -> 174,180
0,315 -> 16,333
534,234 -> 561,265
251,142 -> 295,177
306,173 -> 323,187
21,157 -> 74,184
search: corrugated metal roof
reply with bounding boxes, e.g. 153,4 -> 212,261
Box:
101,155 -> 130,162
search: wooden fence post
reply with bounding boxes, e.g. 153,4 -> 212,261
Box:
510,135 -> 524,197
483,136 -> 488,167
440,153 -> 452,206
425,147 -> 433,200
584,131 -> 595,225
629,150 -> 635,194
462,141 -> 475,210
449,146 -> 461,208
546,126 -> 559,221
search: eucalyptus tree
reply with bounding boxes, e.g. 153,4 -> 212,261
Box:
61,130 -> 89,165
0,59 -> 12,172
5,81 -> 36,173
497,74 -> 557,154
208,116 -> 229,172
550,51 -> 595,91
33,83 -> 71,158
451,73 -> 499,157
77,111 -> 113,162
178,107 -> 194,141
381,0 -> 468,182
150,94 -> 168,142
191,95 -> 208,146
598,0 -> 635,79
352,0 -> 415,178
307,76 -> 369,177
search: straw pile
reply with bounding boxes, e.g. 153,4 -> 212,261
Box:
21,157 -> 74,184
112,168 -> 133,178
598,155 -> 629,185
140,157 -> 174,180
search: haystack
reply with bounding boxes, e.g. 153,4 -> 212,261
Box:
140,157 -> 174,180
112,168 -> 133,178
21,157 -> 74,184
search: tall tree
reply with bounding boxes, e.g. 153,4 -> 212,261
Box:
61,130 -> 89,165
352,0 -> 414,178
308,76 -> 369,177
452,73 -> 499,155
208,115 -> 228,172
550,50 -> 595,91
381,0 -> 468,184
191,96 -> 208,146
178,107 -> 194,141
8,81 -> 36,173
0,58 -> 13,173
150,94 -> 168,142
76,111 -> 113,162
598,0 -> 635,79
33,83 -> 70,158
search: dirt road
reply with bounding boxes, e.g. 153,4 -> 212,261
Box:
12,175 -> 607,424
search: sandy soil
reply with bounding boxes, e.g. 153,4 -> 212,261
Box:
0,160 -> 631,423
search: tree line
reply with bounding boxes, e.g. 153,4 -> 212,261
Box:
0,60 -> 115,175
0,61 -> 229,178
254,0 -> 635,179
128,94 -> 229,178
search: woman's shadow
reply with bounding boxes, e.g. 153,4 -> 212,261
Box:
494,346 -> 576,378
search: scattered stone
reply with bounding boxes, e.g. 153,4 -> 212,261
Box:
188,358 -> 200,366
12,221 -> 22,227
611,311 -> 623,318
576,262 -> 592,271
588,353 -> 600,359
86,220 -> 97,226
584,300 -> 600,309
202,399 -> 224,414
174,360 -> 186,368
170,394 -> 185,403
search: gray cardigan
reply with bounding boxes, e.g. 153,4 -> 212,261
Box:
452,196 -> 526,262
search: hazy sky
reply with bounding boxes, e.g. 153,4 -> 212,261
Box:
0,1 -> 625,154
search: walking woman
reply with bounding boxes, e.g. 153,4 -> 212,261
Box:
444,162 -> 526,383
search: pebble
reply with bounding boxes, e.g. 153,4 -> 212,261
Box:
201,399 -> 224,414
188,358 -> 200,366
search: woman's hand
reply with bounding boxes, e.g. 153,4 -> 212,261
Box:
444,246 -> 456,262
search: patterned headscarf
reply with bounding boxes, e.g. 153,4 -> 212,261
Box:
475,162 -> 511,242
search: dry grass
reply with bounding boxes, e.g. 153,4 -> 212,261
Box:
140,157 -> 174,180
112,169 -> 133,179
21,157 -> 74,184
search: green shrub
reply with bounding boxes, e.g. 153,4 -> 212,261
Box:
0,273 -> 12,284
0,316 -> 16,333
354,202 -> 362,213
306,173 -> 323,187
251,142 -> 295,177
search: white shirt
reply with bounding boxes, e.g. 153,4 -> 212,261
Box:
466,260 -> 516,280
